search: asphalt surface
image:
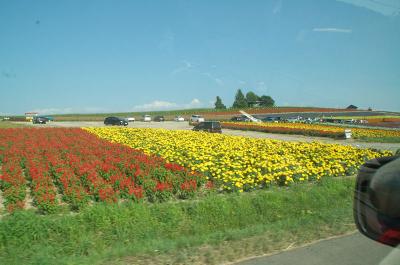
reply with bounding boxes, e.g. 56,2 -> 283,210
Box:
22,121 -> 400,152
235,232 -> 398,265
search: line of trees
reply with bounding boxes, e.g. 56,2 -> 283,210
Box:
214,89 -> 275,109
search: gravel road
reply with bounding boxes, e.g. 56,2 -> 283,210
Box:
22,121 -> 400,152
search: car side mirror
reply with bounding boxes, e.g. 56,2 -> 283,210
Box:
354,156 -> 400,247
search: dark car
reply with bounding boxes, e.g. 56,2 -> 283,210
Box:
104,117 -> 128,126
192,121 -> 222,133
32,116 -> 49,124
354,155 -> 400,247
262,116 -> 281,122
43,116 -> 54,121
154,115 -> 165,122
230,116 -> 250,122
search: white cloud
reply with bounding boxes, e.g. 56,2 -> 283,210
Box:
133,100 -> 178,111
183,60 -> 192,68
133,98 -> 204,111
202,72 -> 212,78
296,29 -> 308,42
158,29 -> 175,54
170,60 -> 194,76
214,78 -> 223,86
336,0 -> 399,17
201,72 -> 224,86
256,81 -> 268,93
171,62 -> 224,86
273,0 -> 282,14
184,98 -> 202,108
27,107 -> 108,115
191,98 -> 200,105
313,28 -> 352,33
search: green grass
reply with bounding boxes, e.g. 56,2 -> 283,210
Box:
0,177 -> 356,265
0,121 -> 28,128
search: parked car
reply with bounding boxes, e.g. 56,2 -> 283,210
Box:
154,115 -> 165,122
32,116 -> 49,124
143,115 -> 151,122
262,116 -> 281,122
104,117 -> 128,126
189,115 -> 205,125
126,117 -> 135,122
174,116 -> 185,122
354,155 -> 400,247
192,121 -> 222,133
230,116 -> 250,122
43,116 -> 54,121
285,117 -> 301,123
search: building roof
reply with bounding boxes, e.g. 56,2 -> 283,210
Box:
346,105 -> 358,109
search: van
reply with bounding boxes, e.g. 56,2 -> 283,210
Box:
192,121 -> 222,133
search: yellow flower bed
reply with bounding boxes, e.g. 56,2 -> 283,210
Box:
352,128 -> 400,138
85,127 -> 392,192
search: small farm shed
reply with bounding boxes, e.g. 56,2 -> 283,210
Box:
25,112 -> 38,121
346,105 -> 358,110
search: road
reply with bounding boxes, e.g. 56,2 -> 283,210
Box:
22,121 -> 400,152
234,232 -> 398,265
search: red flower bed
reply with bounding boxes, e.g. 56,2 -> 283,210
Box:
0,128 -> 206,213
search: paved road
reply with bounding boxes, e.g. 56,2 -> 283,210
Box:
20,121 -> 400,152
235,232 -> 398,265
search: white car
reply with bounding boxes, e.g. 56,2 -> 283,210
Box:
143,115 -> 151,122
126,117 -> 135,122
190,115 -> 204,124
174,116 -> 185,122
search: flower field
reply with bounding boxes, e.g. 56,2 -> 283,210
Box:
221,122 -> 400,140
86,127 -> 392,192
0,128 -> 206,213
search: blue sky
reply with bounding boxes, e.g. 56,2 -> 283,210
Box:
0,0 -> 399,115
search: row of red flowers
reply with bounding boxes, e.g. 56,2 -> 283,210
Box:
0,128 -> 208,213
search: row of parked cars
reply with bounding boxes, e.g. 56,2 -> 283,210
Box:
105,114 -> 207,125
104,115 -> 223,133
104,115 -> 189,126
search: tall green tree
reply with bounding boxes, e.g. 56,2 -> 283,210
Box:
232,89 -> 248,108
259,95 -> 275,107
214,96 -> 227,109
246,91 -> 260,107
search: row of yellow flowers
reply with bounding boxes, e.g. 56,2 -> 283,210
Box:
221,122 -> 400,139
85,127 -> 392,192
